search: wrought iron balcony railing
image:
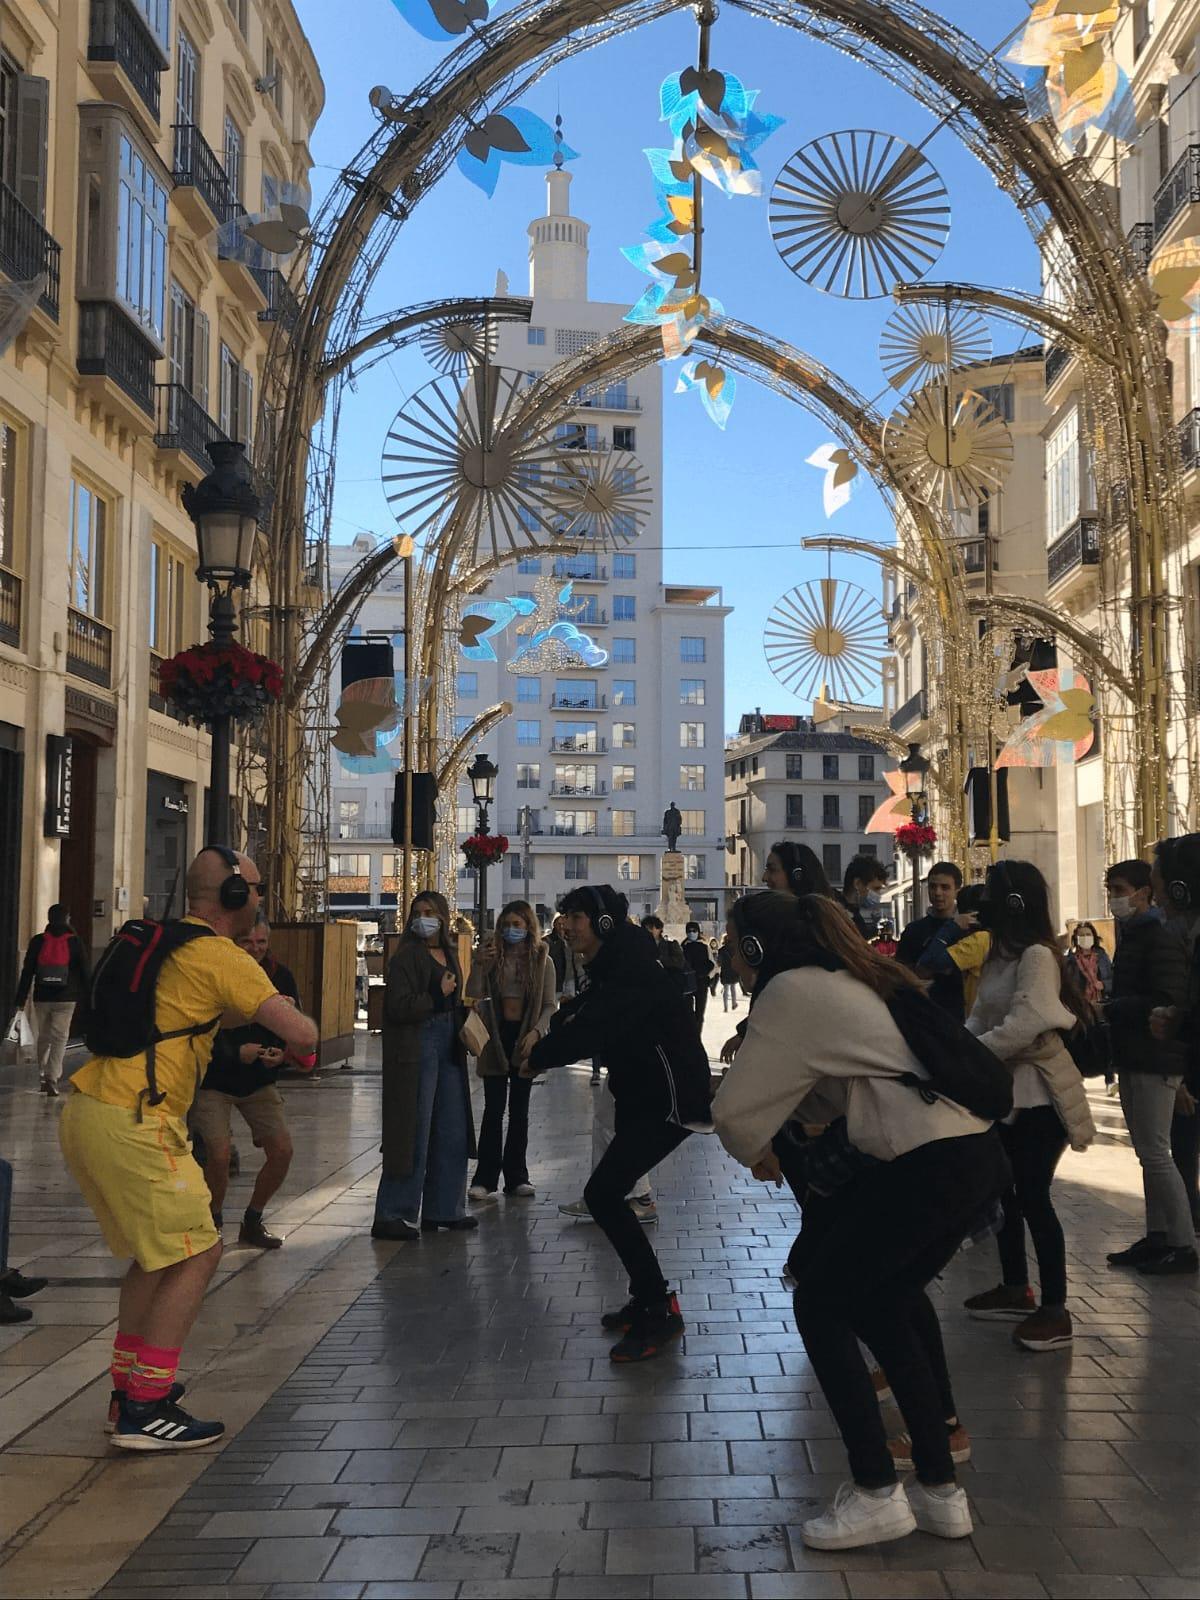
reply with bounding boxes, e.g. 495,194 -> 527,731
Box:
957,538 -> 987,574
67,608 -> 113,688
549,693 -> 606,711
249,265 -> 301,329
1044,342 -> 1071,388
88,0 -> 164,120
890,687 -> 928,734
549,782 -> 608,798
549,737 -> 607,753
1047,514 -> 1101,586
0,567 -> 21,648
1127,222 -> 1154,274
154,383 -> 227,473
171,123 -> 234,224
1179,408 -> 1200,471
1154,143 -> 1200,239
0,181 -> 61,320
77,302 -> 156,416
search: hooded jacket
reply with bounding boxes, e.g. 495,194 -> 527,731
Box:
529,921 -> 711,1125
1104,908 -> 1177,1076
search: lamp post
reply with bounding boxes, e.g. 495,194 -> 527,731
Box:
467,751 -> 498,938
182,441 -> 260,848
899,741 -> 931,921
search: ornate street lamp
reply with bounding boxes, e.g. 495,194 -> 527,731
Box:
466,751 -> 499,934
898,741 -> 932,918
183,441 -> 261,847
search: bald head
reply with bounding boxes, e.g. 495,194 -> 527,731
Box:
185,848 -> 262,936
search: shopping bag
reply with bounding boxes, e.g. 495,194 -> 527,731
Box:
4,1009 -> 37,1069
460,1007 -> 490,1058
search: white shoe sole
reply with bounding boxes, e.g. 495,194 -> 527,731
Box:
110,1429 -> 224,1452
801,1503 -> 916,1550
1014,1333 -> 1073,1351
558,1208 -> 594,1221
910,1497 -> 973,1539
468,1191 -> 498,1203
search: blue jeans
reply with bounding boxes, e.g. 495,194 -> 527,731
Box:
376,1014 -> 469,1225
0,1158 -> 12,1275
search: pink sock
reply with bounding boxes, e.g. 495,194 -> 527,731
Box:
111,1333 -> 142,1394
127,1343 -> 181,1405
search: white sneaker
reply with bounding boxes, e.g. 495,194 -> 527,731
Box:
558,1198 -> 593,1219
467,1186 -> 498,1203
800,1481 -> 916,1551
506,1182 -> 536,1198
906,1480 -> 973,1540
630,1196 -> 658,1226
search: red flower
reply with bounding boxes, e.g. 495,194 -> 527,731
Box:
158,640 -> 285,726
896,822 -> 938,854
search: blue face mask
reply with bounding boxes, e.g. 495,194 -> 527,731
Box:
502,926 -> 528,945
686,930 -> 699,941
411,916 -> 440,939
863,891 -> 883,911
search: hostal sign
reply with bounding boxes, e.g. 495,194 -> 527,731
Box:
45,735 -> 73,837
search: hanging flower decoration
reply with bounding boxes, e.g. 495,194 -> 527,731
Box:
895,821 -> 938,859
159,642 -> 283,727
1008,0 -> 1135,150
462,833 -> 509,868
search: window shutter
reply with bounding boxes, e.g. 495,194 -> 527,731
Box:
219,345 -> 233,436
194,310 -> 210,411
168,284 -> 186,387
14,75 -> 49,221
238,367 -> 254,446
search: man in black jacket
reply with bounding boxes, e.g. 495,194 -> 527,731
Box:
526,885 -> 711,1362
896,861 -> 967,1019
682,922 -> 715,1033
13,905 -> 91,1096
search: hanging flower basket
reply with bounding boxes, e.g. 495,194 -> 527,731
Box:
461,833 -> 509,869
158,642 -> 284,727
895,821 -> 938,860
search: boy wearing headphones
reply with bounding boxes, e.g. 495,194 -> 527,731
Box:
526,885 -> 711,1361
60,849 -> 319,1450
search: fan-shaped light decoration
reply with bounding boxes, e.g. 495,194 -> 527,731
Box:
1149,239 -> 1200,328
865,768 -> 916,835
418,314 -> 500,374
806,442 -> 858,517
769,131 -> 951,300
380,364 -> 565,559
764,578 -> 888,703
879,302 -> 992,393
545,449 -> 652,550
883,384 -> 1014,513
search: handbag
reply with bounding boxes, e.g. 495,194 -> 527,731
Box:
1061,1017 -> 1112,1079
460,1007 -> 490,1058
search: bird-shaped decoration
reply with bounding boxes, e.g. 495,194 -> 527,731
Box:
1008,0 -> 1134,147
675,359 -> 736,429
456,109 -> 577,197
996,669 -> 1096,768
806,443 -> 859,517
388,0 -> 490,41
864,769 -> 917,835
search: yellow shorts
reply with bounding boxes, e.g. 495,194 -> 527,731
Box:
191,1084 -> 289,1148
59,1090 -> 219,1272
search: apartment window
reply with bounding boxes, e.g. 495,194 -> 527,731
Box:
117,136 -> 168,340
612,679 -> 636,706
557,812 -> 597,837
680,808 -> 705,835
516,676 -> 540,703
176,28 -> 199,126
131,0 -> 171,51
517,555 -> 542,574
528,326 -> 546,345
612,810 -> 636,836
555,678 -> 597,708
613,595 -> 636,622
614,553 -> 636,579
612,722 -> 635,748
681,636 -> 705,663
556,422 -> 599,450
218,344 -> 254,445
822,753 -> 839,780
456,806 -> 476,833
613,637 -> 636,663
0,415 -> 23,575
678,679 -> 705,706
681,722 -> 705,749
613,765 -> 636,791
617,854 -> 641,881
509,852 -> 534,881
554,722 -> 598,752
456,671 -> 478,698
338,800 -> 362,840
517,720 -> 541,745
822,844 -> 842,881
453,715 -> 472,737
223,113 -> 244,204
1046,409 -> 1081,540
822,795 -> 841,829
69,477 -> 108,618
1133,0 -> 1153,57
516,763 -> 541,788
168,283 -> 210,406
786,794 -> 804,829
858,753 -> 875,781
680,764 -> 705,791
684,853 -> 706,881
613,426 -> 636,451
148,538 -> 187,655
786,754 -> 803,779
263,41 -> 285,114
977,383 -> 1014,424
564,852 -> 588,879
225,0 -> 248,34
858,793 -> 876,830
330,854 -> 370,878
555,763 -> 598,793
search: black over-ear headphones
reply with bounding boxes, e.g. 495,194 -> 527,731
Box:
993,861 -> 1025,916
585,886 -> 616,937
739,933 -> 765,967
207,845 -> 251,910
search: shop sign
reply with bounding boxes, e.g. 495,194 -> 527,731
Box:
45,735 -> 73,837
161,794 -> 189,816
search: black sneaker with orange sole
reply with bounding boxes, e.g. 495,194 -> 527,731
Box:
609,1294 -> 684,1363
601,1297 -> 639,1333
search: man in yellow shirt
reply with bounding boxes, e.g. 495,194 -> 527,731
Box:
60,848 -> 318,1452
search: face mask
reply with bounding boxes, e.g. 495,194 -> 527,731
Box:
1109,896 -> 1134,921
411,916 -> 440,939
502,927 -> 528,945
863,891 -> 882,910
1075,934 -> 1095,951
686,931 -> 699,941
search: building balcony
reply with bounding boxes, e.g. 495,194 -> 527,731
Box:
549,693 -> 606,711
148,651 -> 190,720
0,567 -> 21,648
171,123 -> 234,229
217,207 -> 271,312
575,389 -> 642,412
890,687 -> 928,734
1047,514 -> 1101,588
250,266 -> 301,330
1044,342 -> 1072,390
956,538 -> 987,575
1127,222 -> 1154,275
553,561 -> 607,582
549,737 -> 607,753
77,302 -> 157,420
154,383 -> 227,476
549,782 -> 608,798
87,0 -> 166,130
333,821 -> 394,840
1179,408 -> 1200,472
1154,144 -> 1200,241
0,182 -> 61,322
562,608 -> 608,626
822,817 -> 843,831
67,608 -> 113,689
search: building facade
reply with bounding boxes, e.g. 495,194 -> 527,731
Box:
0,0 -> 322,987
327,170 -> 730,930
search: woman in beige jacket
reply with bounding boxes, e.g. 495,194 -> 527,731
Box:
466,901 -> 556,1200
962,860 -> 1094,1353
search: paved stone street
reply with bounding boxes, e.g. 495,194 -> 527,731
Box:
2,1010 -> 1198,1599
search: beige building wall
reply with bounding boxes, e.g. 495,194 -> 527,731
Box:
0,0 -> 322,981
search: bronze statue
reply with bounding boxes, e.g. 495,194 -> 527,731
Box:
662,802 -> 682,853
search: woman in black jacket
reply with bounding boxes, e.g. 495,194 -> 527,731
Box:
14,905 -> 90,1096
527,884 -> 711,1362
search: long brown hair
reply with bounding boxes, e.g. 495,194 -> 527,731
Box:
494,900 -> 544,996
982,861 -> 1091,1028
731,891 -> 927,1002
404,890 -> 458,965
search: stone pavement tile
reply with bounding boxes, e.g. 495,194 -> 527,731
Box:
264,1586 -> 365,1598
392,1418 -> 476,1447
199,1509 -> 336,1539
528,1476 -> 651,1503
845,1577 -> 950,1598
465,1414 -> 546,1447
1141,1581 -> 1200,1598
338,1450 -> 428,1483
588,1499 -> 715,1528
655,1474 -> 776,1500
966,1527 -> 1079,1574
456,1502 -> 586,1533
540,1411 -> 618,1444
413,1533 -> 518,1579
288,1401 -> 400,1422
970,1495 -> 1113,1527
460,1583 -> 554,1599
330,1508 -> 461,1535
1146,1532 -> 1200,1577
1053,1413 -> 1136,1441
322,1536 -> 430,1581
655,1576 -> 749,1598
616,1410 -> 690,1442
943,1576 -> 1048,1599
510,1528 -> 606,1576
283,1483 -> 411,1510
555,1578 -> 652,1599
607,1526 -> 697,1575
748,1578 -> 849,1599
689,1411 -> 764,1441
652,1440 -> 733,1476
574,1442 -> 652,1477
696,1524 -> 792,1573
1039,1579 -> 1148,1600
1055,1527 -> 1174,1575
260,1452 -> 351,1485
234,1536 -> 343,1583
759,1412 -> 841,1441
360,1586 -> 459,1599
493,1443 -> 576,1479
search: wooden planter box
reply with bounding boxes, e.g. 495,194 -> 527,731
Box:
268,920 -> 358,1067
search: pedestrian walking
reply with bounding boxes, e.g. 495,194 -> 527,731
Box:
13,904 -> 91,1096
528,885 -> 711,1361
466,901 -> 555,1202
1065,919 -> 1115,1093
0,1158 -> 47,1324
59,847 -> 318,1450
717,936 -> 741,1012
372,891 -> 477,1242
192,914 -> 313,1250
962,860 -> 1095,1350
713,890 -> 1009,1551
682,921 -> 714,1033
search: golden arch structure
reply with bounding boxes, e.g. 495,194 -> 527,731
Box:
254,0 -> 1182,914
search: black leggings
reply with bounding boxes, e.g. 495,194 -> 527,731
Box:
584,1118 -> 689,1304
996,1105 -> 1069,1309
789,1130 -> 1009,1490
472,1020 -> 532,1191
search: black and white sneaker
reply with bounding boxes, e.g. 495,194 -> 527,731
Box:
106,1382 -> 185,1435
110,1395 -> 224,1451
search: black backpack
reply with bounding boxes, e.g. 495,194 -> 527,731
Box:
886,986 -> 1014,1123
84,920 -> 220,1109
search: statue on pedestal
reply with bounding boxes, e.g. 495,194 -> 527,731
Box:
661,802 -> 682,853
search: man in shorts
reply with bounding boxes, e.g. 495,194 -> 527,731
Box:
60,848 -> 318,1452
193,914 -> 303,1250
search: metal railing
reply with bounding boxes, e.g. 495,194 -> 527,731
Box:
0,567 -> 21,647
549,782 -> 608,797
77,302 -> 156,415
549,693 -> 606,710
785,811 -> 805,830
1154,143 -> 1200,238
1044,342 -> 1071,388
67,608 -> 113,688
0,181 -> 61,320
88,0 -> 164,119
1127,222 -> 1154,274
576,389 -> 642,411
560,607 -> 607,625
957,538 -> 987,574
1179,408 -> 1200,471
553,561 -> 607,581
822,815 -> 843,831
250,266 -> 301,329
890,687 -> 928,733
154,383 -> 227,472
171,123 -> 234,223
1047,514 -> 1101,586
549,737 -> 607,753
332,821 -> 394,840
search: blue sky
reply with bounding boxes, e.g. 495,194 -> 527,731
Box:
297,0 -> 1039,729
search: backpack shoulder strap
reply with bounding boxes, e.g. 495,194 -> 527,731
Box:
138,923 -> 219,1112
